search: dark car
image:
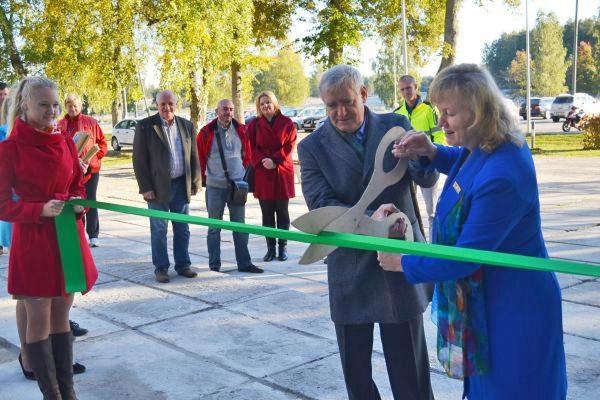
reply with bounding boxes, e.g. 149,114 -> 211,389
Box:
519,97 -> 553,120
301,108 -> 326,132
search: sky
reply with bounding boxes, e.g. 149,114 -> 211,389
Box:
291,0 -> 599,78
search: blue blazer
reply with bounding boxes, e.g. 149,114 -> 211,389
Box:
403,142 -> 567,399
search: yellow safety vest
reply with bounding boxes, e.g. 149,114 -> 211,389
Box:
394,99 -> 445,145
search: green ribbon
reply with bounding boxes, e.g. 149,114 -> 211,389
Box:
54,204 -> 87,293
57,199 -> 600,280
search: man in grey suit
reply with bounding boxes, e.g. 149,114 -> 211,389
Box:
133,90 -> 201,283
298,65 -> 437,400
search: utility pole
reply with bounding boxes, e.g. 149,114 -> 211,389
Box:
401,0 -> 409,75
525,0 -> 533,148
572,0 -> 579,94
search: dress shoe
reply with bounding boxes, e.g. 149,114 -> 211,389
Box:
263,246 -> 276,262
238,264 -> 264,273
69,320 -> 88,337
89,238 -> 99,247
154,270 -> 170,283
277,245 -> 288,261
177,268 -> 198,278
209,265 -> 221,272
73,362 -> 86,374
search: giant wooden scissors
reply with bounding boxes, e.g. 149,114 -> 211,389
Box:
293,126 -> 413,264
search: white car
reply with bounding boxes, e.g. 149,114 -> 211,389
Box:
111,118 -> 139,151
550,93 -> 600,122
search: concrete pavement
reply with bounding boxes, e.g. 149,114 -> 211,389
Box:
0,156 -> 599,399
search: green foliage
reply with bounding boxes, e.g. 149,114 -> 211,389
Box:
507,50 -> 531,97
309,67 -> 323,97
563,17 -> 598,58
371,46 -> 421,109
253,47 -> 309,106
483,30 -> 526,87
302,0 -> 364,66
530,11 -> 569,96
581,114 -> 600,150
567,41 -> 599,96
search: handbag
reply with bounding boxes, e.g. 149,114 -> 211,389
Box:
215,129 -> 248,206
244,164 -> 255,193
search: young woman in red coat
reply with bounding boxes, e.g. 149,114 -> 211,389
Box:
247,91 -> 297,262
0,76 -> 97,400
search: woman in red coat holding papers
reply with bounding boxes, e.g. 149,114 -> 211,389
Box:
0,76 -> 97,400
247,91 -> 297,262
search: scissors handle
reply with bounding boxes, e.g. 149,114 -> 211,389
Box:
326,127 -> 408,233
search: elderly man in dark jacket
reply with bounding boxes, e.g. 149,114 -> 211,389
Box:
133,90 -> 201,283
298,65 -> 437,400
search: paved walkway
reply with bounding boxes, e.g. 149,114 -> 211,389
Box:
1,156 -> 599,399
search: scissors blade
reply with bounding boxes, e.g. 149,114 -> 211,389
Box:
299,243 -> 338,265
292,206 -> 348,234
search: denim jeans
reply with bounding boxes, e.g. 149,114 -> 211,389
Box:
148,176 -> 190,273
205,186 -> 251,270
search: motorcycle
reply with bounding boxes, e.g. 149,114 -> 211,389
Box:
562,108 -> 585,132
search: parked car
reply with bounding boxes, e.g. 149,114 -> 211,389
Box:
111,118 -> 139,151
315,116 -> 327,131
244,111 -> 256,125
283,109 -> 301,118
519,97 -> 554,120
301,108 -> 327,132
290,107 -> 326,131
550,93 -> 600,122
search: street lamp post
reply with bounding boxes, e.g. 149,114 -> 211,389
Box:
525,0 -> 533,148
572,0 -> 579,94
401,0 -> 409,75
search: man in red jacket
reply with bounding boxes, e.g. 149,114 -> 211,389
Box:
58,93 -> 108,247
197,99 -> 262,273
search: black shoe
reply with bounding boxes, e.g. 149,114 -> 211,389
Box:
209,265 -> 221,272
263,247 -> 276,262
277,245 -> 288,261
69,320 -> 88,337
18,353 -> 36,380
238,264 -> 264,273
73,362 -> 86,374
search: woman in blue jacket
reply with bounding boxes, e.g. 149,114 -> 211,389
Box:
375,64 -> 567,399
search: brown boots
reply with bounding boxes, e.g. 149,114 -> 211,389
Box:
25,338 -> 62,400
26,332 -> 78,400
51,332 -> 78,400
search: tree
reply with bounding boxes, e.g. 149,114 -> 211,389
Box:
253,47 -> 309,106
567,41 -> 598,95
530,11 -> 568,96
371,46 -> 421,108
0,0 -> 34,80
438,0 -> 520,72
302,0 -> 364,67
483,30 -> 526,88
563,16 -> 598,58
507,50 -> 531,97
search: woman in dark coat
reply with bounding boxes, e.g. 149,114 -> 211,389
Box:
0,76 -> 97,399
247,91 -> 297,261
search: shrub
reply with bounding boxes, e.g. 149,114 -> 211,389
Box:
580,114 -> 600,150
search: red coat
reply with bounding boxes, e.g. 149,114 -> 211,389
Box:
0,118 -> 98,297
197,118 -> 252,186
57,113 -> 107,181
247,113 -> 297,200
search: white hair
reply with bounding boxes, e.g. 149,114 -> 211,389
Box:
319,65 -> 364,96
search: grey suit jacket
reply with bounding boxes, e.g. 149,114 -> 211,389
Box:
298,107 -> 438,324
133,113 -> 201,205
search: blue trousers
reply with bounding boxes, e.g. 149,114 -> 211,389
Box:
205,186 -> 251,270
148,177 -> 190,273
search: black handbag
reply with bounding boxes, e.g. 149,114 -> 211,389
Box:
215,129 -> 248,206
244,164 -> 255,193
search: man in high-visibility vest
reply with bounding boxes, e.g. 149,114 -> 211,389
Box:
394,75 -> 444,240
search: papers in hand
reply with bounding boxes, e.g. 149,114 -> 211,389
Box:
73,131 -> 91,156
81,144 -> 100,164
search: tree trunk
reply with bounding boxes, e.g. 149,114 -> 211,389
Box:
231,61 -> 244,123
122,88 -> 127,119
0,9 -> 27,77
326,0 -> 344,67
189,68 -> 201,133
199,67 -> 210,126
438,0 -> 462,73
111,98 -> 119,126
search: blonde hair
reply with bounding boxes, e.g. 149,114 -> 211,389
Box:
429,63 -> 523,152
7,76 -> 58,133
0,94 -> 11,126
255,90 -> 281,117
64,93 -> 82,107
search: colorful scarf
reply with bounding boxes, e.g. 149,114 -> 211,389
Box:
431,195 -> 490,379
